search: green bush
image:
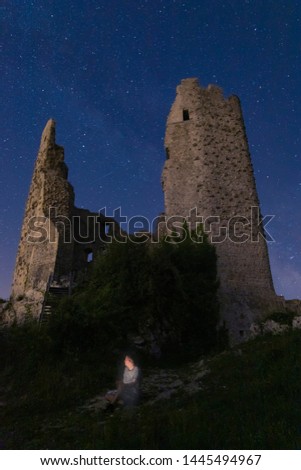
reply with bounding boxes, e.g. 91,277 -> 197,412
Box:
49,232 -> 220,358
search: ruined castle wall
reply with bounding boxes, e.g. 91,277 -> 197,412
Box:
162,78 -> 278,342
11,119 -> 115,321
12,121 -> 59,301
72,208 -> 105,274
42,144 -> 75,279
11,120 -> 75,319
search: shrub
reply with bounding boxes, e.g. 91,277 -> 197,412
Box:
49,231 -> 220,358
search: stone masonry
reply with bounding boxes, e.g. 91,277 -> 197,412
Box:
162,78 -> 283,343
9,80 -> 288,339
11,119 -> 118,321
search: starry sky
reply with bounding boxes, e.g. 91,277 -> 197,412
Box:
0,0 -> 300,300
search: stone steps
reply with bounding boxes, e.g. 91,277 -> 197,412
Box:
39,286 -> 71,324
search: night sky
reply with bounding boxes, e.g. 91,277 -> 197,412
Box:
1,0 -> 300,300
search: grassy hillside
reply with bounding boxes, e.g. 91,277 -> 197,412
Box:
1,236 -> 300,449
1,326 -> 301,449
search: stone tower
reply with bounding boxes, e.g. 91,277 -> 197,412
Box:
11,120 -> 75,318
11,119 -> 117,321
162,78 -> 279,343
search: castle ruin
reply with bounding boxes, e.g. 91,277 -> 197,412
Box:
162,78 -> 282,342
11,119 -> 118,320
9,78 -> 285,340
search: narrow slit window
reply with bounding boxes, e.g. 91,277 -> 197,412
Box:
165,148 -> 170,160
183,109 -> 190,121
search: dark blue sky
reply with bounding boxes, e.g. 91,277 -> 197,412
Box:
1,0 -> 300,299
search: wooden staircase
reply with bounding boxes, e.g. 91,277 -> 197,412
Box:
39,276 -> 72,324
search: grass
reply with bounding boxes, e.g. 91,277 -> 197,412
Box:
1,325 -> 301,449
97,332 -> 301,449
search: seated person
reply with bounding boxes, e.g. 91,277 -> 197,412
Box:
106,354 -> 140,407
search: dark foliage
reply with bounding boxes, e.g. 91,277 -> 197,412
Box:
49,233 -> 220,358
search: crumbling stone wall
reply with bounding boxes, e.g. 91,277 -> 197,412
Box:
162,78 -> 282,343
11,120 -> 118,321
11,120 -> 72,319
10,83 -> 287,336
